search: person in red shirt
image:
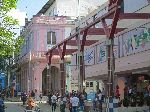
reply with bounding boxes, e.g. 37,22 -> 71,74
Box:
124,82 -> 128,98
115,85 -> 120,99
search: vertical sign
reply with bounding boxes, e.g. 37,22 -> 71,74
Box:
97,41 -> 107,64
84,47 -> 95,65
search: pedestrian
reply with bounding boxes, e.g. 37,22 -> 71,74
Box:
48,92 -> 52,106
101,88 -> 105,102
115,85 -> 120,99
62,95 -> 67,109
21,92 -> 27,105
60,97 -> 66,112
97,90 -> 102,112
83,89 -> 87,100
79,93 -> 84,111
124,82 -> 128,98
31,90 -> 35,98
0,94 -> 5,112
128,86 -> 132,98
28,91 -> 31,97
51,93 -> 57,112
69,95 -> 72,112
25,97 -> 40,112
34,89 -> 38,101
70,93 -> 79,112
93,95 -> 97,111
39,93 -> 43,103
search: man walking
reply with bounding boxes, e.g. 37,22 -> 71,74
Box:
70,94 -> 79,112
51,93 -> 57,112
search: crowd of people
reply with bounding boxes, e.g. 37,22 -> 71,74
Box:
0,88 -> 106,112
22,81 -> 150,111
0,81 -> 149,112
48,90 -> 85,112
46,89 -> 106,112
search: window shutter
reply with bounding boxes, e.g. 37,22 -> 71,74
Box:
52,32 -> 56,45
47,32 -> 51,44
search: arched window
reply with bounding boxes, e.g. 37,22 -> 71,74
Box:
47,31 -> 56,45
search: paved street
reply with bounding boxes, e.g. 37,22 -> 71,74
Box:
4,102 -> 69,112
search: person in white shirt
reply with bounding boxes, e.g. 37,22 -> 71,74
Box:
63,95 -> 67,107
51,94 -> 57,112
70,94 -> 79,112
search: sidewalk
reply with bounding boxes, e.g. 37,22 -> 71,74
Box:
5,96 -> 48,103
5,97 -> 21,102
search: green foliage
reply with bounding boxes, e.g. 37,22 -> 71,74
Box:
0,0 -> 24,58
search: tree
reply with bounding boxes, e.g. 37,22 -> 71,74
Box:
0,0 -> 24,58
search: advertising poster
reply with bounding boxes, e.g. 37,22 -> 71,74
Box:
121,23 -> 150,56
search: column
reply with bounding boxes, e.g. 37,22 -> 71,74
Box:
80,51 -> 85,92
107,38 -> 115,97
46,64 -> 51,95
60,60 -> 65,96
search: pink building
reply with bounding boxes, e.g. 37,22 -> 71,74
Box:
16,16 -> 74,95
15,0 -> 100,95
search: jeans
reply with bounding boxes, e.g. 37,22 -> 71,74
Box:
52,103 -> 56,112
0,106 -> 4,112
72,106 -> 78,112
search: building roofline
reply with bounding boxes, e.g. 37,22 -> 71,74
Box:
36,0 -> 55,16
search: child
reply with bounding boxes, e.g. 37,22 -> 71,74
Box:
25,97 -> 40,112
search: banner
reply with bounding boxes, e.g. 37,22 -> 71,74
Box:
84,47 -> 95,65
120,23 -> 150,57
97,41 -> 107,64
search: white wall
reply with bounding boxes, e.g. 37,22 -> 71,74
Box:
44,0 -> 101,19
44,1 -> 57,16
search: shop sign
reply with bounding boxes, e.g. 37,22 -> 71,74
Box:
121,26 -> 150,56
97,41 -> 107,64
84,47 -> 95,65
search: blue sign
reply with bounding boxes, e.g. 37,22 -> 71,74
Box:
84,47 -> 95,65
97,41 -> 107,63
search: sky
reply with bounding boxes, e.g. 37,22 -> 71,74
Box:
8,0 -> 48,37
17,0 -> 48,19
13,0 -> 107,26
10,0 -> 107,37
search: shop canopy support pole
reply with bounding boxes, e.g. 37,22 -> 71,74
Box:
101,0 -> 122,97
80,30 -> 88,92
58,42 -> 66,96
